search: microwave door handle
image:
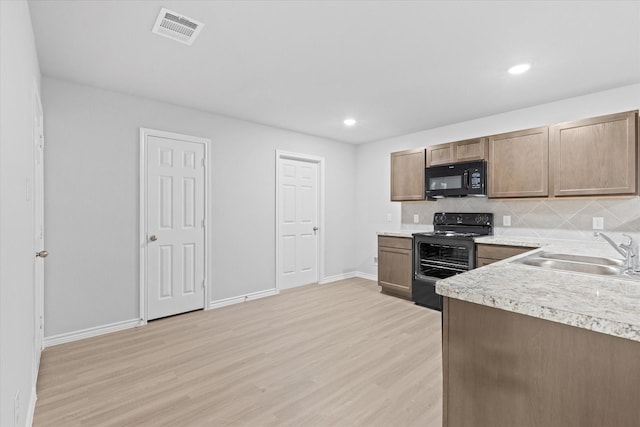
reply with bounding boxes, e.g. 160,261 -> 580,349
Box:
463,170 -> 469,189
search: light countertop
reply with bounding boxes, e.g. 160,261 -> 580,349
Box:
377,229 -> 430,238
436,238 -> 640,342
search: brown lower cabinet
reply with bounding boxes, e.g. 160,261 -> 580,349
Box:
476,243 -> 536,267
442,298 -> 640,427
377,235 -> 412,299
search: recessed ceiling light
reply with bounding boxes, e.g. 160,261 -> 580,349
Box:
343,118 -> 357,127
508,63 -> 531,75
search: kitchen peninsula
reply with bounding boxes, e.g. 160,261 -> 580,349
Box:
437,237 -> 640,427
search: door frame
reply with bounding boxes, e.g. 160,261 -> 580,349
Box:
32,81 -> 44,374
275,150 -> 325,291
139,128 -> 210,324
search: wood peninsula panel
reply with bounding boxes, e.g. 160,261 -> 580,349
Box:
390,148 -> 426,201
378,236 -> 412,298
443,298 -> 640,427
488,127 -> 549,198
549,110 -> 638,197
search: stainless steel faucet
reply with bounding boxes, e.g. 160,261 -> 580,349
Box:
594,232 -> 636,272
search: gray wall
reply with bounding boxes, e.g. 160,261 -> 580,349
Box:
42,77 -> 356,337
0,1 -> 41,425
355,84 -> 640,277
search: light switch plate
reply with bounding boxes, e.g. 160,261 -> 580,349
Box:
413,214 -> 419,223
503,215 -> 511,227
386,213 -> 392,222
592,217 -> 604,230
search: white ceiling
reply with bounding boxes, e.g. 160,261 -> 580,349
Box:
28,1 -> 640,144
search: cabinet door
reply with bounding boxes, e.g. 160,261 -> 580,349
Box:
453,138 -> 488,163
549,111 -> 638,197
427,143 -> 454,166
390,148 -> 426,201
378,245 -> 412,297
427,138 -> 488,166
488,127 -> 549,198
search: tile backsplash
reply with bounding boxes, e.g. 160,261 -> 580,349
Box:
402,197 -> 640,240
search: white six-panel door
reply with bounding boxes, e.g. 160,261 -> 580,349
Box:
144,133 -> 206,320
278,158 -> 319,289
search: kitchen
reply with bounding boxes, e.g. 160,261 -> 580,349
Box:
2,1 -> 640,426
378,110 -> 640,425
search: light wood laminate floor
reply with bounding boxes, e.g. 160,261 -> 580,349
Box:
34,278 -> 442,426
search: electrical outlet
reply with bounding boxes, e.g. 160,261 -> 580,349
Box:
503,215 -> 511,227
592,217 -> 604,230
373,256 -> 378,265
413,214 -> 420,223
386,213 -> 392,222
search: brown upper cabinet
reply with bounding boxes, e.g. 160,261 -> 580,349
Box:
488,127 -> 549,198
426,137 -> 488,166
390,148 -> 426,201
549,111 -> 639,197
391,110 -> 639,202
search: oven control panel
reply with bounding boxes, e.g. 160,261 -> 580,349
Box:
433,212 -> 493,227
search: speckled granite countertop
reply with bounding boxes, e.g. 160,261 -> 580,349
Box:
436,237 -> 640,342
377,229 -> 431,238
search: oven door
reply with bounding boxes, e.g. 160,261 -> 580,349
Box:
412,236 -> 475,310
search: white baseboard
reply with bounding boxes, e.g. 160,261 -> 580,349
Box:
26,384 -> 37,427
354,271 -> 378,282
319,271 -> 377,284
318,272 -> 356,284
209,288 -> 279,310
43,318 -> 142,348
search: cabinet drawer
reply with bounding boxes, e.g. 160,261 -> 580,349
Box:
378,236 -> 413,250
476,244 -> 535,261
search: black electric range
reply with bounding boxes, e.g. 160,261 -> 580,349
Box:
412,212 -> 493,310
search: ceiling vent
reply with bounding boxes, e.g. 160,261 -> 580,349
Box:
152,8 -> 204,46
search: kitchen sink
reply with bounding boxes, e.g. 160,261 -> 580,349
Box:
511,251 -> 627,277
536,252 -> 625,266
515,257 -> 623,276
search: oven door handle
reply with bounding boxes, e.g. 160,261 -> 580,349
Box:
463,170 -> 469,189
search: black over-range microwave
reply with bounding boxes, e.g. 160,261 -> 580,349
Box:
425,160 -> 487,200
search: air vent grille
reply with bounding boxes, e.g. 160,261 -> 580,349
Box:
152,8 -> 204,46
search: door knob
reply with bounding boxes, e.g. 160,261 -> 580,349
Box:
313,227 -> 318,232
149,235 -> 158,242
36,250 -> 48,258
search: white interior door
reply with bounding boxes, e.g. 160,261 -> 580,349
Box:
278,158 -> 319,289
33,88 -> 45,370
144,133 -> 206,320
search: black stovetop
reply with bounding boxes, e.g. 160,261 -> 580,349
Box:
415,212 -> 494,239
